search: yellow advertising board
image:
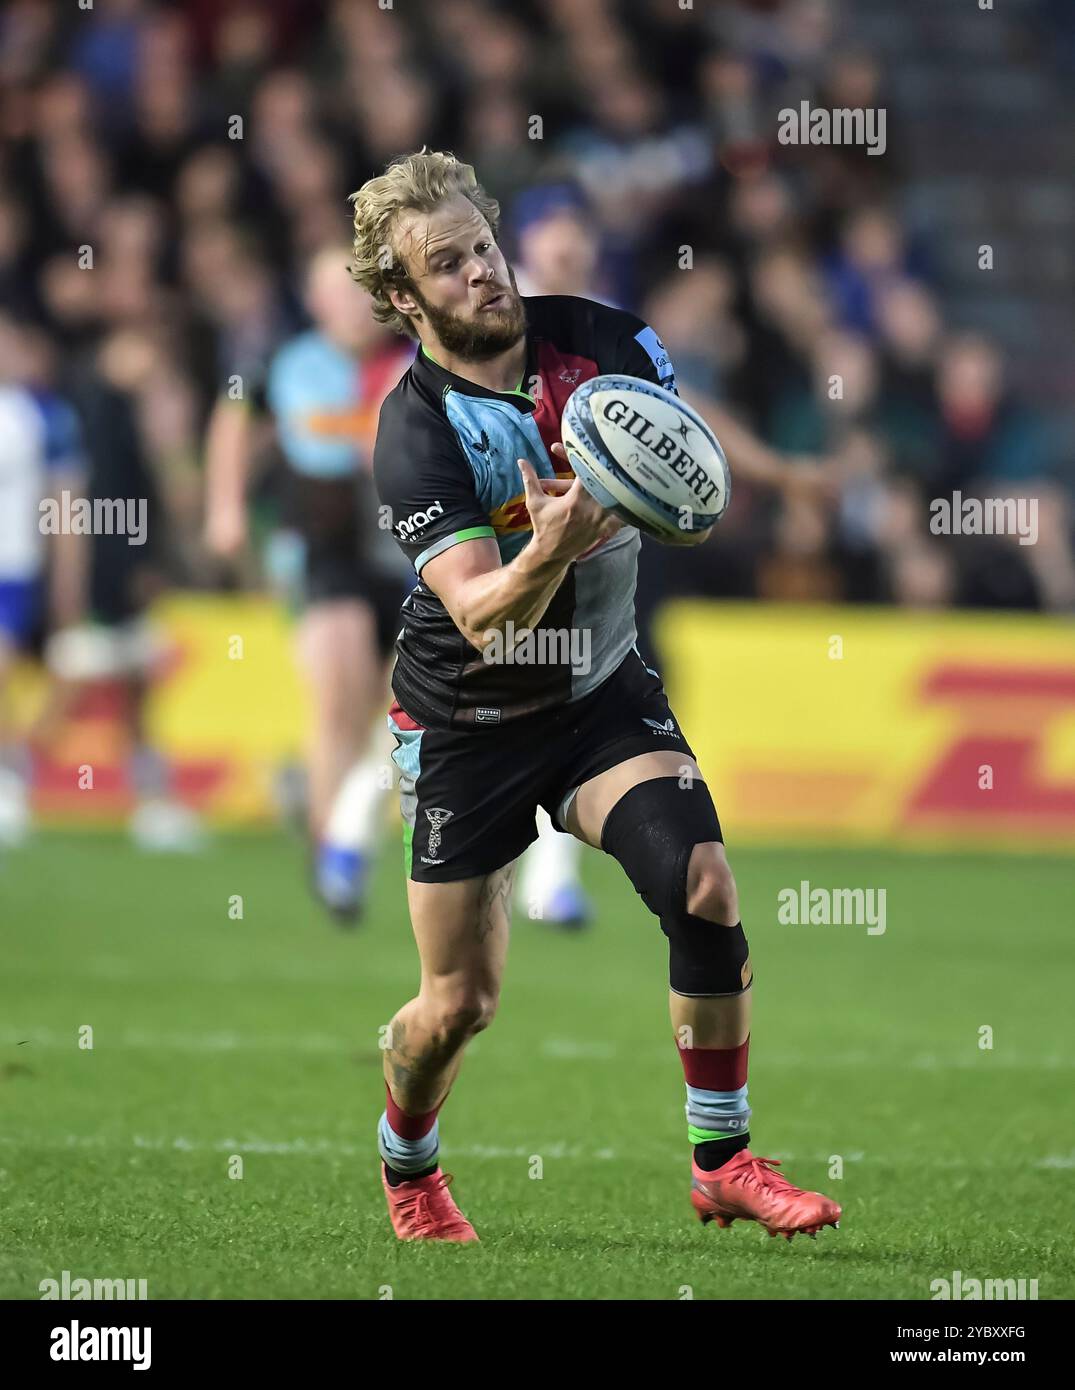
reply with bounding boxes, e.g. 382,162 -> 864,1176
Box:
12,595 -> 1075,852
13,596 -> 309,826
656,601 -> 1075,853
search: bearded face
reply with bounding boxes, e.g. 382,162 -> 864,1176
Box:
390,195 -> 528,363
407,263 -> 526,362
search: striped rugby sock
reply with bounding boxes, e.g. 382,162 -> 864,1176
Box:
677,1035 -> 752,1168
378,1084 -> 441,1181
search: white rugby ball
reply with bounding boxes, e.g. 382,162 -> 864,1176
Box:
561,374 -> 730,542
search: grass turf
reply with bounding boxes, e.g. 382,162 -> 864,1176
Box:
1,831 -> 1072,1300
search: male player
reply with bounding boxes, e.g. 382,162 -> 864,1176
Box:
352,151 -> 841,1242
205,246 -> 415,917
0,312 -> 85,844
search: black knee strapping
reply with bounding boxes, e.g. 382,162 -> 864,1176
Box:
600,777 -> 722,918
665,915 -> 750,997
600,777 -> 750,996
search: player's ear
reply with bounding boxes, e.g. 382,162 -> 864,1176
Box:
387,284 -> 420,321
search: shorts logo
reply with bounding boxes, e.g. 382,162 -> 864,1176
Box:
425,806 -> 454,856
642,716 -> 677,736
475,706 -> 501,723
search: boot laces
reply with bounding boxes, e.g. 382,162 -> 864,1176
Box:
736,1155 -> 799,1196
394,1171 -> 470,1236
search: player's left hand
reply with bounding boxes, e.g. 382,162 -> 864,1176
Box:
781,456 -> 841,504
546,443 -> 623,558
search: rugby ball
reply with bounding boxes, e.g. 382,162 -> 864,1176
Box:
561,374 -> 730,542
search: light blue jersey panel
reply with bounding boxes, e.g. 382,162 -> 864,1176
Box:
442,390 -> 552,564
266,332 -> 361,478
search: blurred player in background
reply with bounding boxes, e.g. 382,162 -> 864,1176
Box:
0,312 -> 84,845
205,246 -> 415,919
3,311 -> 203,853
52,323 -> 205,853
206,244 -> 591,925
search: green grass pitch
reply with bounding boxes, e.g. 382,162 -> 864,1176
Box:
2,832 -> 1072,1300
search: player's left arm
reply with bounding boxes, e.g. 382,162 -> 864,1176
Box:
203,363 -> 277,560
679,385 -> 834,500
38,394 -> 88,630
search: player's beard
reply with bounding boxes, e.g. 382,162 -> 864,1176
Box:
411,268 -> 526,363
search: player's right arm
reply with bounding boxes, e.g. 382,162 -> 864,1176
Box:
376,393 -> 616,652
423,452 -> 617,651
37,392 -> 88,630
203,395 -> 255,558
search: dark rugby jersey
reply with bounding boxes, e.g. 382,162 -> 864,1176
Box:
373,294 -> 677,729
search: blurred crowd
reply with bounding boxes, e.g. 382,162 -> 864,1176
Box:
2,0 -> 1073,633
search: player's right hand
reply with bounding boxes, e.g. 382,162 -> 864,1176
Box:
204,505 -> 247,558
518,454 -> 621,564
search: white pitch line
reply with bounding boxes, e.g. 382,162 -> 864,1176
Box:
4,963 -> 373,987
0,1028 -> 347,1054
1,1134 -> 1070,1170
0,1134 -> 617,1161
3,1030 -> 1072,1071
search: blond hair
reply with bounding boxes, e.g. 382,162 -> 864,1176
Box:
348,149 -> 501,338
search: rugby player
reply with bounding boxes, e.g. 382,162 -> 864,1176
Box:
205,247 -> 415,917
351,151 -> 841,1242
0,312 -> 85,844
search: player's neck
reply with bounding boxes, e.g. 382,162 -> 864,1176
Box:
422,335 -> 527,395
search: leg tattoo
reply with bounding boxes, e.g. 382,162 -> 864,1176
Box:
476,862 -> 515,943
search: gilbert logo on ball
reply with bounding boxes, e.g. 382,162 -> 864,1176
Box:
561,374 -> 730,542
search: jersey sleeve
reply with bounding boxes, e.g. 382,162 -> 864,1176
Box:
34,392 -> 86,473
373,395 -> 495,575
605,308 -> 679,396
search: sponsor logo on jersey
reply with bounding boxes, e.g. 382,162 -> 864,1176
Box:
475,707 -> 502,723
304,404 -> 378,439
488,493 -> 532,534
489,465 -> 574,535
395,500 -> 444,540
633,326 -> 677,392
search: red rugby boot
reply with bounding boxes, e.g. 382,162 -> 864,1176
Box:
382,1164 -> 480,1243
690,1149 -> 841,1242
